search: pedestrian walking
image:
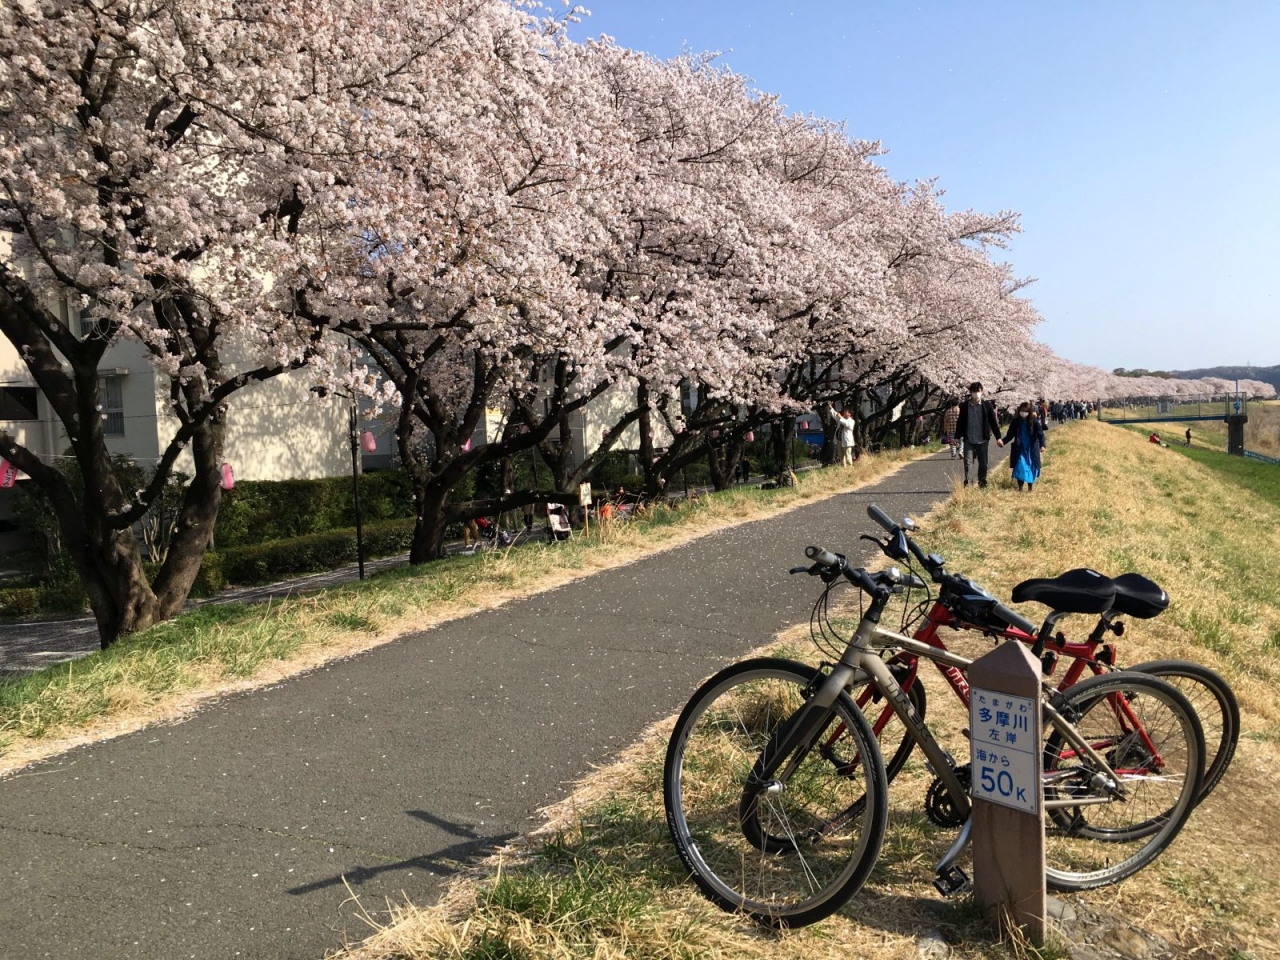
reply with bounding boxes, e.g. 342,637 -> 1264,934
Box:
739,456 -> 751,483
831,405 -> 858,466
954,381 -> 1002,488
941,399 -> 961,459
1185,428 -> 1192,447
1003,401 -> 1046,492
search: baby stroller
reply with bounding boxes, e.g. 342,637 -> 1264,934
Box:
546,503 -> 572,542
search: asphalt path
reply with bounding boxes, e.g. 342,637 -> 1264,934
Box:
0,449 -> 989,960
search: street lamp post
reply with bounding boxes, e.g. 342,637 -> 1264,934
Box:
349,403 -> 366,581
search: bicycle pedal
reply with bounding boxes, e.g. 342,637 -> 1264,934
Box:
932,865 -> 970,897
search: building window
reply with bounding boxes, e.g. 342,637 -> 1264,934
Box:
0,387 -> 39,421
99,376 -> 124,436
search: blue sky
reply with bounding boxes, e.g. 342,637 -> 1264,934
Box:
565,1 -> 1280,372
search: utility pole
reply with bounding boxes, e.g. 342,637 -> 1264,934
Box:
349,401 -> 366,580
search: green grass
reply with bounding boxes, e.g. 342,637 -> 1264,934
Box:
1171,445 -> 1280,505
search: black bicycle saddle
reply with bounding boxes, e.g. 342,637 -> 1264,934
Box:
1109,572 -> 1169,619
1011,568 -> 1116,614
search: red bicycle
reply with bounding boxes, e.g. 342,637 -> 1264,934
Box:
828,504 -> 1237,812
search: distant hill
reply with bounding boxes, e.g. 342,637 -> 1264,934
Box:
1178,364 -> 1280,391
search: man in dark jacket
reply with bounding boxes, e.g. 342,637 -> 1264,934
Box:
954,381 -> 1003,488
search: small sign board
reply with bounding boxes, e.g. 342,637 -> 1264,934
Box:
578,482 -> 593,507
970,688 -> 1039,815
0,459 -> 18,489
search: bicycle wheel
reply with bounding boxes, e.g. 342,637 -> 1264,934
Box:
1042,671 -> 1205,891
1127,658 -> 1238,804
663,657 -> 888,926
848,662 -> 926,785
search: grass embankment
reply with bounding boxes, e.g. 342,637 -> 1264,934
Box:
332,420 -> 1280,960
0,449 -> 920,774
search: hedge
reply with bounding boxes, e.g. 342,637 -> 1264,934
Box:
204,517 -> 418,587
0,587 -> 39,619
214,471 -> 416,549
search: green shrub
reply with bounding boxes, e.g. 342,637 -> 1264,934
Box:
589,452 -> 634,489
192,552 -> 226,597
214,471 -> 416,549
0,587 -> 39,619
215,518 -> 416,586
37,579 -> 88,615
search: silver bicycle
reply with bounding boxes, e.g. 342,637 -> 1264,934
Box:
663,517 -> 1206,927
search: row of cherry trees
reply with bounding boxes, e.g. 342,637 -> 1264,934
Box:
1,0 -> 1272,645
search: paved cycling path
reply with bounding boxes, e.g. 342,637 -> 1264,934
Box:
0,450 -> 984,960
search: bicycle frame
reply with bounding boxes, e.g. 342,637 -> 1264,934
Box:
851,602 -> 1165,771
756,611 -> 1129,837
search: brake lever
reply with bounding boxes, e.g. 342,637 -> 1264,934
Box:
789,565 -> 821,576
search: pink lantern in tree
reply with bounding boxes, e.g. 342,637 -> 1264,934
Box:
745,430 -> 755,442
462,437 -> 472,452
220,463 -> 235,490
801,421 -> 809,430
361,430 -> 377,453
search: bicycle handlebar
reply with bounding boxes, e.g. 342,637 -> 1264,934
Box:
992,601 -> 1038,636
804,545 -> 908,600
867,503 -> 895,533
805,545 -> 842,568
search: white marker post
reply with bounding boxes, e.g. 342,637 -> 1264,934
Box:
969,640 -> 1046,944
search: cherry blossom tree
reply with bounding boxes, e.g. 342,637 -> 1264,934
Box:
0,0 -> 444,644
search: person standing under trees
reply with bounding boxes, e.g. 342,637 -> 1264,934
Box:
941,399 -> 961,459
832,405 -> 858,466
954,381 -> 1003,488
1003,401 -> 1047,492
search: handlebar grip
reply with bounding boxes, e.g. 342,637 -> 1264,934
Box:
805,545 -> 842,568
993,602 -> 1038,636
867,503 -> 896,533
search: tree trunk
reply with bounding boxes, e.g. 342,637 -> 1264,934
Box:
71,527 -> 160,648
152,418 -> 224,619
771,418 -> 790,468
410,482 -> 451,563
637,403 -> 664,496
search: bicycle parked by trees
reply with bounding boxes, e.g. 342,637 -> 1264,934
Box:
663,512 -> 1207,927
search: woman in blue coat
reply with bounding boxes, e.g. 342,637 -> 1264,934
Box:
1003,401 -> 1046,491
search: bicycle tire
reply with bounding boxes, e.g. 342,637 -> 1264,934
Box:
1126,658 -> 1238,804
1042,671 -> 1205,891
663,657 -> 888,926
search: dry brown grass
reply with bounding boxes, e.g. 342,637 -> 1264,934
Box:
0,450 -> 918,777
328,420 -> 1280,960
